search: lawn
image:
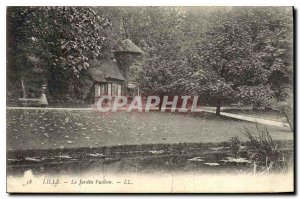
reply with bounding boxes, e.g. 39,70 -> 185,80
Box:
7,109 -> 293,151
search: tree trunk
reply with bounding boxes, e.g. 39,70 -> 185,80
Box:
157,95 -> 165,111
216,100 -> 221,116
216,105 -> 221,116
159,96 -> 163,111
283,109 -> 293,131
20,77 -> 27,98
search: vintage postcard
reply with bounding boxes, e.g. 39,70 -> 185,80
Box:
6,6 -> 294,193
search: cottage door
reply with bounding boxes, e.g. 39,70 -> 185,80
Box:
117,85 -> 122,96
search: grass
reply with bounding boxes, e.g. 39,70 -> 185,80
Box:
243,124 -> 289,173
7,109 -> 292,151
6,109 -> 294,176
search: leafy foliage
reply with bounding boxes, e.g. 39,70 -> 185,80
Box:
118,7 -> 293,112
7,7 -> 293,108
229,136 -> 242,158
192,7 -> 293,109
7,7 -> 111,101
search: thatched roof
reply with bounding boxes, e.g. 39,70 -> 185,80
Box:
116,39 -> 145,54
87,59 -> 125,82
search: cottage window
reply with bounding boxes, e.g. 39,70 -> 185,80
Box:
100,84 -> 105,95
107,84 -> 112,96
95,84 -> 101,97
111,83 -> 117,96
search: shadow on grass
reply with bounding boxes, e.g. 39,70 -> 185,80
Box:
7,141 -> 293,177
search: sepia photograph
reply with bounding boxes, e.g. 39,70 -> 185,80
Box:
6,6 -> 294,193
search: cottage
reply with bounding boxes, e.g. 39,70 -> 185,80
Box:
86,39 -> 144,104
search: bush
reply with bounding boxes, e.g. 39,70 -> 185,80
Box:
229,136 -> 242,158
271,90 -> 294,131
243,124 -> 287,173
